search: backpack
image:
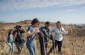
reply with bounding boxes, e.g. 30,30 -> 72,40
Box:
15,30 -> 25,44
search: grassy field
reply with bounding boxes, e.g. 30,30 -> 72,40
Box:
0,35 -> 85,55
0,21 -> 85,55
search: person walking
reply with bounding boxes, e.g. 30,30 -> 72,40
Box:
13,25 -> 25,53
47,21 -> 68,55
7,29 -> 14,54
38,21 -> 53,55
26,18 -> 40,55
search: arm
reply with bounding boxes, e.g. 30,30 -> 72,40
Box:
51,28 -> 55,32
61,27 -> 68,34
39,27 -> 50,38
6,35 -> 9,43
21,27 -> 26,33
52,28 -> 67,34
13,30 -> 17,40
27,26 -> 38,37
40,28 -> 50,37
27,31 -> 36,36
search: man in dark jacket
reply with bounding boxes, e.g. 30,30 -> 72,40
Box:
39,21 -> 53,55
13,25 -> 25,53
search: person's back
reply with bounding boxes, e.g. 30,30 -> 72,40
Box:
13,25 -> 25,53
14,30 -> 23,42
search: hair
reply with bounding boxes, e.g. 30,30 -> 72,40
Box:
31,18 -> 39,25
8,29 -> 13,36
45,21 -> 50,25
15,25 -> 22,29
56,21 -> 61,24
56,21 -> 62,28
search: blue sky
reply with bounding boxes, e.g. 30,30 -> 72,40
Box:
0,0 -> 85,24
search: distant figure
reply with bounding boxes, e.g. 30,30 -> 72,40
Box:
38,21 -> 53,55
7,29 -> 14,54
47,21 -> 68,55
26,18 -> 40,55
13,25 -> 25,53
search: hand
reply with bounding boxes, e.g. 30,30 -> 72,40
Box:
33,31 -> 39,35
36,30 -> 40,33
64,31 -> 68,34
34,28 -> 40,33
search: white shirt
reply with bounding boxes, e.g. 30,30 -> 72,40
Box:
51,27 -> 68,41
10,34 -> 14,42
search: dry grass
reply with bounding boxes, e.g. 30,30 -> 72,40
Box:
0,22 -> 85,55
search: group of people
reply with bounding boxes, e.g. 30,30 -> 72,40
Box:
7,25 -> 25,54
7,18 -> 68,55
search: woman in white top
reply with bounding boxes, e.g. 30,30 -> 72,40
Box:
47,21 -> 68,55
7,29 -> 14,54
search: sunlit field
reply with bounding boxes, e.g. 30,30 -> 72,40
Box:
0,21 -> 85,55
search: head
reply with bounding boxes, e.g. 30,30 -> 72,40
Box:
31,18 -> 40,27
45,21 -> 51,29
8,29 -> 13,35
56,21 -> 62,28
15,25 -> 22,29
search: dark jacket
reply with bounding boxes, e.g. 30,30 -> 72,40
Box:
39,26 -> 53,42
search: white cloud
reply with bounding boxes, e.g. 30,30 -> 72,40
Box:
65,9 -> 75,12
0,0 -> 85,10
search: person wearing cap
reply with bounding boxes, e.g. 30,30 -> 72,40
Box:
38,21 -> 53,55
26,18 -> 40,55
47,21 -> 68,55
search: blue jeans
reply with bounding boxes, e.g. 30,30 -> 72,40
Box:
26,43 -> 36,55
8,42 -> 14,53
